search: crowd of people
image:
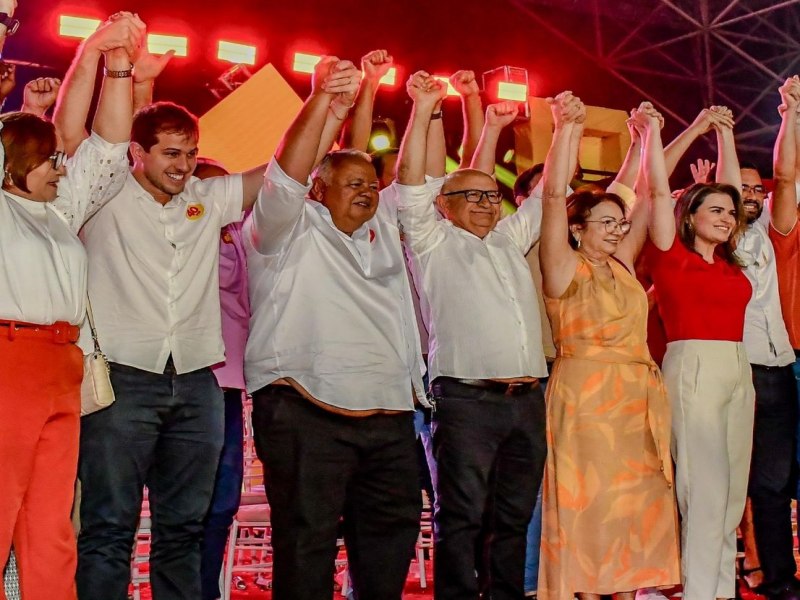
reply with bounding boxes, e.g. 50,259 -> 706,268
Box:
3,4 -> 800,600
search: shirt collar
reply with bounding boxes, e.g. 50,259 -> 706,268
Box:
126,171 -> 189,207
307,199 -> 370,241
4,190 -> 48,216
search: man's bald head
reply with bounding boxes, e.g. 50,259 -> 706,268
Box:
441,168 -> 498,195
437,168 -> 502,239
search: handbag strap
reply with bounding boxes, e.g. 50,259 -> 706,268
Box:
85,296 -> 102,354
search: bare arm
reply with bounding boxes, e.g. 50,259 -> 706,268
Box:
398,72 -> 444,185
662,108 -> 729,178
0,0 -> 17,60
614,119 -> 641,190
54,14 -> 145,153
540,92 -> 583,299
614,116 -> 651,269
712,106 -> 741,188
451,70 -> 483,168
340,49 -> 392,152
470,102 -> 519,175
772,78 -> 800,234
640,103 -> 675,250
274,57 -> 360,183
426,96 -> 446,178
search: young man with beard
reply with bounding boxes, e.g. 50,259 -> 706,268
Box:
736,77 -> 800,600
69,98 -> 267,600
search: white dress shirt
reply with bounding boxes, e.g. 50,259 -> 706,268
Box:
396,182 -> 549,381
736,220 -> 795,367
244,160 -> 425,411
0,133 -> 128,325
81,172 -> 243,374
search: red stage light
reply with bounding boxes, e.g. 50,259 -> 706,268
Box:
497,81 -> 528,102
58,15 -> 101,39
483,66 -> 530,119
147,33 -> 188,57
218,41 -> 257,65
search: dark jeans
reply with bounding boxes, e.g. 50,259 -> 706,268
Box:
749,363 -> 798,593
430,377 -> 546,600
252,385 -> 421,600
200,388 -> 244,600
77,359 -> 224,600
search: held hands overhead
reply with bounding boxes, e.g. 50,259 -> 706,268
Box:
406,70 -> 447,107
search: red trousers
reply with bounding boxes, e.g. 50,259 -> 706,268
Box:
0,324 -> 82,600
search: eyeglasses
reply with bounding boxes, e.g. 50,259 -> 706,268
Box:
49,151 -> 67,170
442,189 -> 503,205
584,219 -> 632,234
741,183 -> 766,195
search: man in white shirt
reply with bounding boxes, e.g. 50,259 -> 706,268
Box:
74,99 -> 267,600
244,57 -> 424,600
735,121 -> 800,599
395,75 -> 547,600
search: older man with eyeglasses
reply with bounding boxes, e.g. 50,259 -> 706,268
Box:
394,72 -> 555,600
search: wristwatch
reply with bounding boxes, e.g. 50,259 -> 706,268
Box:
0,13 -> 20,36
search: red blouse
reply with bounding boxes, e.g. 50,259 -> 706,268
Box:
645,238 -> 752,343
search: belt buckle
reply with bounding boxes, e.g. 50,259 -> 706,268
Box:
52,325 -> 70,344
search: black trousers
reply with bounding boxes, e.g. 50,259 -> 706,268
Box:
748,363 -> 798,593
430,378 -> 546,600
251,385 -> 421,600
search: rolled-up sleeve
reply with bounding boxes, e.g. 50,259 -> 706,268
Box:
395,182 -> 445,255
53,132 -> 129,232
250,160 -> 311,256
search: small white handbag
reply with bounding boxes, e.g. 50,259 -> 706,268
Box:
80,298 -> 115,416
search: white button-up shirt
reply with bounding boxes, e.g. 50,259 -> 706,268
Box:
81,172 -> 244,374
244,161 -> 425,411
396,182 -> 548,381
736,220 -> 795,367
0,133 -> 128,325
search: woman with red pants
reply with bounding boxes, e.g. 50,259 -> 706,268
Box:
0,14 -> 142,599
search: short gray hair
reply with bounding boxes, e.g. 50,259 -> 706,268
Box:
312,149 -> 373,184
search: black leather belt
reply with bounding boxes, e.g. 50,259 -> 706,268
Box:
433,376 -> 539,396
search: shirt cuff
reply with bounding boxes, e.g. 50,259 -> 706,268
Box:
85,130 -> 131,155
266,159 -> 312,195
395,181 -> 438,207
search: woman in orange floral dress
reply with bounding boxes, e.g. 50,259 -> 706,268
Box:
536,94 -> 680,600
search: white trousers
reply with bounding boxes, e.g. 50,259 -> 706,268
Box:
662,340 -> 755,600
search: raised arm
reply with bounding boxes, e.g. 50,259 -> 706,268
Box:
398,71 -> 443,186
20,77 -> 61,117
426,94 -> 446,178
340,49 -> 392,152
711,106 -> 740,188
451,70 -> 484,168
275,57 -> 360,183
470,102 -> 518,175
53,13 -> 145,153
640,103 -> 675,250
613,118 -> 642,190
132,47 -> 175,113
614,106 -> 659,269
663,107 -> 729,178
689,158 -> 715,184
539,92 -> 582,298
0,0 -> 16,60
772,77 -> 800,234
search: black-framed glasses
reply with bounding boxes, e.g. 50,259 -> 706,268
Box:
584,218 -> 632,234
442,189 -> 503,205
741,183 -> 766,195
49,150 -> 67,170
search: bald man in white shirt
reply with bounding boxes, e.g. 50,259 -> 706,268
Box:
395,73 -> 549,600
244,57 -> 424,600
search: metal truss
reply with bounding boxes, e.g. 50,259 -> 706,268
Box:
508,0 -> 800,160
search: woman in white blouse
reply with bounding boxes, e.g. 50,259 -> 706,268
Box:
0,14 -> 142,599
